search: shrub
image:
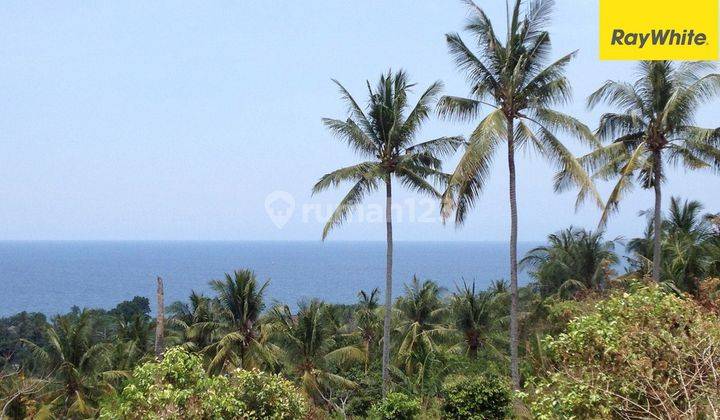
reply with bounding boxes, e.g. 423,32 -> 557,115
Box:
99,347 -> 306,419
441,375 -> 511,419
528,284 -> 720,419
344,368 -> 383,417
219,368 -> 307,419
370,392 -> 421,420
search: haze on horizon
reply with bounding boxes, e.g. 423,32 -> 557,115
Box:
1,1 -> 718,242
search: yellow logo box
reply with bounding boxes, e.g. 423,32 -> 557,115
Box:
599,0 -> 718,60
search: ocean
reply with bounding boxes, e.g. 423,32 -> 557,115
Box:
0,241 -> 537,317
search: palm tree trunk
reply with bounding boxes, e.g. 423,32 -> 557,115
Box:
155,276 -> 165,359
507,116 -> 520,391
364,340 -> 370,374
468,332 -> 479,359
381,176 -> 393,396
652,151 -> 662,282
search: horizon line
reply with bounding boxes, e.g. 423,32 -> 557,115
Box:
0,238 -> 544,243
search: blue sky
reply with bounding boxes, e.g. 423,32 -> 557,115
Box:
0,1 -> 718,241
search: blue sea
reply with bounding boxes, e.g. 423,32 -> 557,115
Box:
0,241 -> 537,317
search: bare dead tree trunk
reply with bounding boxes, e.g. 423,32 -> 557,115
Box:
381,176 -> 393,397
507,116 -> 520,391
652,151 -> 662,282
155,276 -> 165,359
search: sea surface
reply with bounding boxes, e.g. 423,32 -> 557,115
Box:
0,241 -> 538,317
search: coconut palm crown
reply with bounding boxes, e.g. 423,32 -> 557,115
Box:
204,269 -> 272,373
585,60 -> 720,282
314,70 -> 462,239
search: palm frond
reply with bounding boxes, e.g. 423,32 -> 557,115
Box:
442,109 -> 505,224
404,136 -> 464,157
436,96 -> 484,122
598,141 -> 648,229
321,175 -> 380,240
321,118 -> 379,158
312,161 -> 381,194
446,32 -> 500,93
526,120 -> 602,209
587,80 -> 645,113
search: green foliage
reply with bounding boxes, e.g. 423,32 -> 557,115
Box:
450,281 -> 506,361
528,284 -> 720,418
110,296 -> 151,321
441,375 -> 511,420
395,277 -> 449,376
314,70 -> 462,239
439,0 -> 601,224
0,312 -> 47,368
522,227 -> 618,298
166,291 -> 214,352
205,269 -> 271,373
628,197 -> 720,294
370,392 -> 421,420
100,347 -> 306,419
586,61 -> 720,229
99,347 -> 209,419
344,367 -> 383,417
21,310 -> 113,418
217,369 -> 308,420
269,300 -> 362,402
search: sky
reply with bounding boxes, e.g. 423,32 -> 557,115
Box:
0,1 -> 718,242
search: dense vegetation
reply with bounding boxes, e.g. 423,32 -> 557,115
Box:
2,198 -> 720,418
2,0 -> 720,418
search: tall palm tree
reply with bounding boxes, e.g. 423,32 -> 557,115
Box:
269,300 -> 363,403
437,0 -> 599,389
521,227 -> 619,298
585,61 -> 720,282
204,269 -> 272,372
314,70 -> 462,394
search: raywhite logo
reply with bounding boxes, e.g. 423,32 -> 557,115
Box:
264,191 -> 295,229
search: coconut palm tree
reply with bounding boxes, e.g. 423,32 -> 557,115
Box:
21,311 -> 112,418
521,227 -> 619,298
394,277 -> 451,377
585,61 -> 720,282
353,288 -> 382,371
269,300 -> 363,403
314,70 -> 462,394
628,197 -> 716,294
437,0 -> 599,389
450,281 -> 505,359
166,291 -> 215,352
115,313 -> 152,355
203,269 -> 273,372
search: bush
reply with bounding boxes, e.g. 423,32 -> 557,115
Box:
370,392 -> 421,420
441,375 -> 511,419
99,347 -> 306,419
220,369 -> 307,419
528,284 -> 720,419
344,368 -> 383,417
